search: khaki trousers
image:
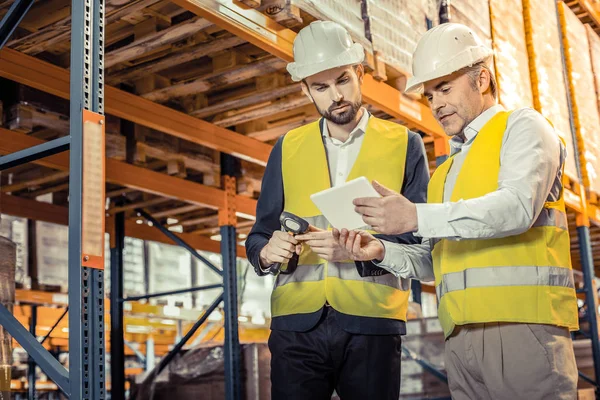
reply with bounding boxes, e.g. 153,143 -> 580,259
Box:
444,323 -> 578,400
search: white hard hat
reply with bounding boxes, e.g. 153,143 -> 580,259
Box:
405,23 -> 493,94
287,21 -> 365,82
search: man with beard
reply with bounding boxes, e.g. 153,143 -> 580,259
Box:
245,20 -> 430,400
336,23 -> 579,399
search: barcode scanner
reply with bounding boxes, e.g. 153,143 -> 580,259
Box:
270,211 -> 310,275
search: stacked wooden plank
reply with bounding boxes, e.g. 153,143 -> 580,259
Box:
522,0 -> 578,181
558,2 -> 600,194
489,0 -> 534,109
291,0 -> 436,75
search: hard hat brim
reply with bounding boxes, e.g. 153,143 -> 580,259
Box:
287,43 -> 365,82
405,48 -> 493,94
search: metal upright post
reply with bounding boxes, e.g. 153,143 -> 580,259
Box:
110,210 -> 125,400
578,226 -> 600,388
28,305 -> 37,400
68,0 -> 106,397
220,154 -> 241,400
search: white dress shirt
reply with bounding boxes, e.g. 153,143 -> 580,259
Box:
322,108 -> 370,187
376,105 -> 564,280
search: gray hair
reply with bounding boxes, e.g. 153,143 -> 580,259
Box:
462,61 -> 498,99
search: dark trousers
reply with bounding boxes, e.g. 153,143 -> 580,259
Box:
269,307 -> 402,400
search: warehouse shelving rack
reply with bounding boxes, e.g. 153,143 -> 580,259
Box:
0,1 -> 243,399
0,0 -> 107,398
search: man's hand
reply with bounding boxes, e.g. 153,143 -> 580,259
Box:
259,231 -> 302,267
295,226 -> 351,262
332,228 -> 385,261
354,180 -> 418,235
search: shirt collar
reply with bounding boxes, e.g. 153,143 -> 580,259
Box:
449,104 -> 505,153
322,107 -> 370,141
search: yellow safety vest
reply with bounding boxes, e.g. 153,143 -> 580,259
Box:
429,111 -> 579,338
273,117 -> 411,322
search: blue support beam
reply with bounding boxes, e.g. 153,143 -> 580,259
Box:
28,305 -> 37,400
135,208 -> 223,276
0,304 -> 70,395
110,210 -> 126,400
124,340 -> 147,366
0,136 -> 70,171
68,0 -> 105,397
122,284 -> 223,302
0,0 -> 35,50
40,306 -> 69,345
577,226 -> 600,389
68,0 -> 87,391
222,224 -> 242,400
155,293 -> 224,376
578,371 -> 600,389
221,152 -> 242,400
401,345 -> 448,384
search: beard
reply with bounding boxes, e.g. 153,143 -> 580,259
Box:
316,99 -> 362,125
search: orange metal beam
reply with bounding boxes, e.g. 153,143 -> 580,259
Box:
1,194 -> 247,257
172,0 -> 446,139
0,128 -> 257,216
0,48 -> 271,166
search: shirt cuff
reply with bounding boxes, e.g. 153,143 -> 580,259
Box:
258,258 -> 274,274
414,203 -> 455,238
373,241 -> 402,277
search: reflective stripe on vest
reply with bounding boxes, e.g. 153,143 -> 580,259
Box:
533,207 -> 567,230
428,110 -> 579,337
436,266 -> 575,299
274,117 -> 412,321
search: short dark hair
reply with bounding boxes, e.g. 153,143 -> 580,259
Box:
462,61 -> 498,99
301,64 -> 361,88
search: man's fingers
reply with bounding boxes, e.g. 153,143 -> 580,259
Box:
295,244 -> 303,255
362,215 -> 379,227
295,231 -> 329,241
353,233 -> 363,256
339,229 -> 349,248
271,246 -> 292,259
372,180 -> 397,197
354,205 -> 377,217
353,197 -> 381,208
332,228 -> 340,241
346,231 -> 357,253
274,231 -> 299,244
304,239 -> 334,249
274,241 -> 295,254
